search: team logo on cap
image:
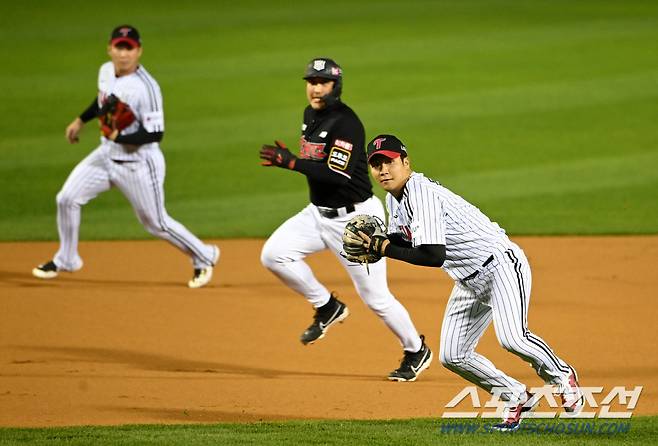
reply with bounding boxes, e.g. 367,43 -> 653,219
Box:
118,27 -> 132,36
313,60 -> 326,71
372,137 -> 386,149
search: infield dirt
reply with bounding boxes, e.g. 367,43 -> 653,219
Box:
1,237 -> 656,426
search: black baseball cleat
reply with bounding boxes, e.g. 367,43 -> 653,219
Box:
32,260 -> 59,279
300,293 -> 349,345
388,335 -> 433,382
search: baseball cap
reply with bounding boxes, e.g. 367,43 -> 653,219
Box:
110,25 -> 141,48
367,134 -> 408,161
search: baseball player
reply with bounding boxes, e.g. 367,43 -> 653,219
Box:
32,25 -> 219,288
259,58 -> 432,381
360,134 -> 584,430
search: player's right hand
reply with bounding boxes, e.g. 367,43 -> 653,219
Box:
65,117 -> 84,144
259,140 -> 297,169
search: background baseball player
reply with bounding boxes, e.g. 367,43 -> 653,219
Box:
32,25 -> 219,288
259,58 -> 432,381
349,134 -> 584,429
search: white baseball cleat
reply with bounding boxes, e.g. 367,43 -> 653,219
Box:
32,260 -> 59,279
188,267 -> 213,288
559,366 -> 585,414
188,245 -> 219,289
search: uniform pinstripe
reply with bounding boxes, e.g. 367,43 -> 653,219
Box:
52,62 -> 216,272
387,172 -> 573,402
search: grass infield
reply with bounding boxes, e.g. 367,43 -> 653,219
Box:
0,417 -> 656,445
1,0 -> 657,240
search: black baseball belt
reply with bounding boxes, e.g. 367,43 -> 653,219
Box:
316,204 -> 356,219
461,255 -> 495,282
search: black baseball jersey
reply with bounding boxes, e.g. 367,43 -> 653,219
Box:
293,102 -> 373,208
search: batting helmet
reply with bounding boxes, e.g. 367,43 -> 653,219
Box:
303,57 -> 343,104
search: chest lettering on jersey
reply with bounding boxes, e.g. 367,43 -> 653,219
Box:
299,137 -> 327,160
328,147 -> 351,170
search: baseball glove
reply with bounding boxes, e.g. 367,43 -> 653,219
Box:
98,94 -> 136,138
342,214 -> 388,269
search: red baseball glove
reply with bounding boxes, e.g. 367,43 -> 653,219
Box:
98,94 -> 136,138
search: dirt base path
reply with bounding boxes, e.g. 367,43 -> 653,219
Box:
1,237 -> 656,427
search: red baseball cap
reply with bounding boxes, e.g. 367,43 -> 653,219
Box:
110,25 -> 141,47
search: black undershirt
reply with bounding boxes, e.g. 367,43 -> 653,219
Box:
79,97 -> 99,123
114,124 -> 163,145
385,235 -> 446,267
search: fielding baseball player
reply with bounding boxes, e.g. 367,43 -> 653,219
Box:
351,134 -> 584,430
32,25 -> 219,288
259,58 -> 432,381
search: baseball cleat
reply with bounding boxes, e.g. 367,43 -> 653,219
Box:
300,293 -> 349,345
211,244 -> 220,266
32,260 -> 59,279
388,335 -> 433,382
188,267 -> 213,288
492,391 -> 539,432
559,366 -> 584,414
188,245 -> 220,289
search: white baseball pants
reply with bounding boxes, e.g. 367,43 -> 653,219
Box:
53,144 -> 216,271
261,196 -> 422,352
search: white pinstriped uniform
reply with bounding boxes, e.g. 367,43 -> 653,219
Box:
53,62 -> 217,272
386,172 -> 573,402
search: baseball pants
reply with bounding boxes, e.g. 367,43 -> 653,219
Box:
261,196 -> 422,352
53,144 -> 216,271
438,241 -> 573,402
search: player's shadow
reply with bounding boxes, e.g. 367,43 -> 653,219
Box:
10,345 -> 381,381
1,270 -> 182,288
1,270 -> 285,289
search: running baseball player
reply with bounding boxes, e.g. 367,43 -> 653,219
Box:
346,134 -> 584,430
259,58 -> 432,381
32,25 -> 219,288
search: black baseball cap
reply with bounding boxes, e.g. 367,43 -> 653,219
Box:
367,134 -> 408,161
110,25 -> 141,48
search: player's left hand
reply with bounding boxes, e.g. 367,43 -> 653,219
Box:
357,230 -> 389,258
260,140 -> 297,169
342,214 -> 388,266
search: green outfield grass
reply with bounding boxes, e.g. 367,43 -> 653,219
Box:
1,0 -> 657,241
0,417 -> 656,445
